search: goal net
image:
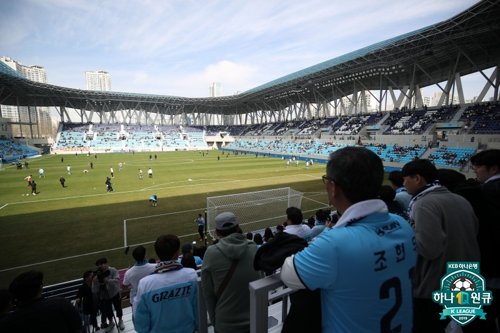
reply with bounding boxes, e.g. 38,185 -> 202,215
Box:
206,187 -> 303,239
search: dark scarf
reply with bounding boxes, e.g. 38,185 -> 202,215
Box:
154,260 -> 183,274
408,182 -> 441,225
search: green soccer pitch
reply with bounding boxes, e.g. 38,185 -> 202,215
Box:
0,151 -> 329,287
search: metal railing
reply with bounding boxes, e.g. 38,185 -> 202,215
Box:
42,272 -> 291,333
249,274 -> 293,333
42,272 -> 211,333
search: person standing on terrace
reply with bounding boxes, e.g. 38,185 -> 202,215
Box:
281,147 -> 416,332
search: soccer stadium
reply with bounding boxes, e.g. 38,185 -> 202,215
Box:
1,1 -> 500,332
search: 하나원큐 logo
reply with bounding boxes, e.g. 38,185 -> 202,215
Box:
432,262 -> 493,326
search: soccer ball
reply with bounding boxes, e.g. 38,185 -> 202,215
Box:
188,178 -> 192,182
451,277 -> 475,291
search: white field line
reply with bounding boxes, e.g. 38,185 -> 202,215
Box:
301,173 -> 323,179
3,173 -> 319,206
302,192 -> 329,206
0,232 -> 200,273
121,158 -> 195,167
125,207 -> 205,221
141,177 -> 243,190
0,207 -> 329,273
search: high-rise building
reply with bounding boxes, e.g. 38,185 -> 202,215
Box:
85,70 -> 111,91
0,56 -> 47,84
340,91 -> 378,113
0,56 -> 54,138
209,82 -> 222,97
430,91 -> 460,106
0,58 -> 21,122
19,65 -> 47,83
0,56 -> 17,71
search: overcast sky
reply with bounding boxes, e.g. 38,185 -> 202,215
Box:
0,0 -> 480,98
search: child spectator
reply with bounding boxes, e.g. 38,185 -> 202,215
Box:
76,271 -> 99,332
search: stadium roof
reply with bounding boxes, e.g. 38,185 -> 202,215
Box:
1,0 -> 499,116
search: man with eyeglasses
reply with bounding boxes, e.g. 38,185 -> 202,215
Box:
281,146 -> 416,332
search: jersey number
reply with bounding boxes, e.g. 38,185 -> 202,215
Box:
379,277 -> 402,333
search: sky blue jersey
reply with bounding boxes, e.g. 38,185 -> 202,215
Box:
134,268 -> 198,333
294,212 -> 416,333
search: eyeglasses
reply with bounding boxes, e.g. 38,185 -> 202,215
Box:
322,175 -> 335,185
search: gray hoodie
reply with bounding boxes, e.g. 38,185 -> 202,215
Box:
201,233 -> 263,333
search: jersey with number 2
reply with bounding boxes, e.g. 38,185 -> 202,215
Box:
294,212 -> 416,333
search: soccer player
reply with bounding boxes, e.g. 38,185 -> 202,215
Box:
281,147 -> 416,332
24,174 -> 32,187
149,194 -> 158,207
147,167 -> 153,178
105,177 -> 113,192
30,180 -> 37,196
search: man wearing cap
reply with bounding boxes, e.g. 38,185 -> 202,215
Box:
201,212 -> 263,333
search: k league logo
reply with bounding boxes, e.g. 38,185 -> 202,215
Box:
432,262 -> 493,326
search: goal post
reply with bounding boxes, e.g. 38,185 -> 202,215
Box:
206,187 -> 304,239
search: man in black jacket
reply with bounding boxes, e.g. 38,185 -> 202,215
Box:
467,149 -> 500,332
254,231 -> 321,333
